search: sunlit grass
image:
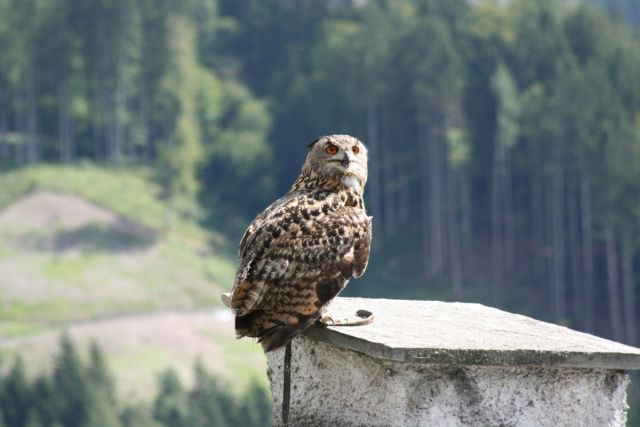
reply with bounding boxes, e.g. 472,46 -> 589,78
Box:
110,345 -> 178,399
221,337 -> 268,387
0,321 -> 48,338
198,325 -> 268,388
41,257 -> 87,282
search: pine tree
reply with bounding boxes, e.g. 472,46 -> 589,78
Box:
25,411 -> 43,427
30,375 -> 56,426
2,357 -> 31,427
241,380 -> 273,427
154,12 -> 204,228
120,404 -> 163,427
186,362 -> 228,427
52,334 -> 90,427
81,388 -> 123,427
87,340 -> 116,404
153,369 -> 187,427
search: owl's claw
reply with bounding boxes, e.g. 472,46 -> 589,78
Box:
318,309 -> 374,326
319,314 -> 336,326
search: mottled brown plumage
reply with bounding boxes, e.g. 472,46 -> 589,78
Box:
230,135 -> 372,352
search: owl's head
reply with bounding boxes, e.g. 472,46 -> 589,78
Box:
304,135 -> 368,192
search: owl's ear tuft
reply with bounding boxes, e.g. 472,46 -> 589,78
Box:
308,138 -> 321,149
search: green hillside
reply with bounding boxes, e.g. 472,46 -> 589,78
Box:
0,165 -> 266,399
0,165 -> 235,321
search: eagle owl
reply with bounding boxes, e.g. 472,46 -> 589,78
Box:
230,135 -> 372,352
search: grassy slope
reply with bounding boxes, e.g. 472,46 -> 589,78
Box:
0,164 -> 267,398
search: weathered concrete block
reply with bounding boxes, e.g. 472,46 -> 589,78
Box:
265,297 -> 640,427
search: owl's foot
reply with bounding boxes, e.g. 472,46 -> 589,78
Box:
318,309 -> 374,326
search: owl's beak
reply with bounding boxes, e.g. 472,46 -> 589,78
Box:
340,151 -> 356,168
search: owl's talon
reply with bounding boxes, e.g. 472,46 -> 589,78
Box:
318,314 -> 336,326
317,310 -> 374,327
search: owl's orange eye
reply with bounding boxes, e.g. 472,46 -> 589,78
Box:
326,144 -> 338,155
352,146 -> 360,155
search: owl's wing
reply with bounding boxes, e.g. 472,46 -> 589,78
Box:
231,194 -> 297,316
352,216 -> 372,278
231,192 -> 371,318
238,194 -> 290,259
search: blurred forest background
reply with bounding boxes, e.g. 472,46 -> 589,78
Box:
2,0 -> 640,425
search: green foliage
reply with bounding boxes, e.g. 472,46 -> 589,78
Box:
241,380 -> 273,427
185,362 -> 229,427
155,16 -> 203,217
153,370 -> 188,427
0,0 -> 275,230
491,63 -> 520,149
0,337 -> 273,427
1,357 -> 29,427
120,404 -> 163,427
198,78 -> 273,228
52,334 -> 94,427
24,411 -> 43,427
87,341 -> 116,405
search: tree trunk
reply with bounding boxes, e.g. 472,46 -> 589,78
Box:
92,89 -> 103,161
579,153 -> 595,333
25,65 -> 38,164
504,151 -> 516,274
382,158 -> 397,238
419,117 -> 431,279
114,52 -> 131,164
366,96 -> 383,246
491,125 -> 505,306
428,114 -> 445,277
15,84 -> 25,166
459,174 -> 473,280
397,154 -> 410,225
543,163 -> 555,317
0,85 -> 8,165
381,104 -> 397,238
567,164 -> 582,327
531,141 -> 546,291
605,225 -> 623,341
448,169 -> 464,298
114,72 -> 125,165
551,143 -> 566,322
58,79 -> 74,163
141,89 -> 151,163
107,89 -> 116,163
621,231 -> 636,345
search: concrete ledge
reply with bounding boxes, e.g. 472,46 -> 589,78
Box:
261,297 -> 640,426
267,336 -> 630,427
303,297 -> 640,370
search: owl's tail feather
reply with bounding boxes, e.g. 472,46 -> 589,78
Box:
235,311 -> 319,352
235,312 -> 260,338
258,315 -> 318,352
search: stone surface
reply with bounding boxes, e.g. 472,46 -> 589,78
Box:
303,297 -> 640,369
256,297 -> 640,426
267,336 -> 630,427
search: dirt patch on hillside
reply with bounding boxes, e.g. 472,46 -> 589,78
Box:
0,191 -> 122,231
0,191 -> 154,250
